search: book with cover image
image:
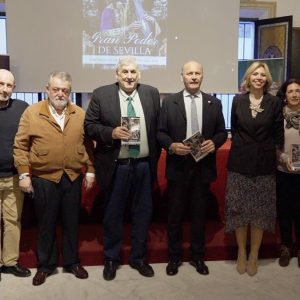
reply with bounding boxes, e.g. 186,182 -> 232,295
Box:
183,131 -> 206,162
121,117 -> 141,145
290,144 -> 300,171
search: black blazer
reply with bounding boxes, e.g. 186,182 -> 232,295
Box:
157,91 -> 227,183
84,83 -> 161,190
227,93 -> 284,176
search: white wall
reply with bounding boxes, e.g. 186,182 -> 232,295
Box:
2,1 -> 300,26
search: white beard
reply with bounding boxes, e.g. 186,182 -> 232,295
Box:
50,98 -> 69,111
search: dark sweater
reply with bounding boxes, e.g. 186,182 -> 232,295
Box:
0,99 -> 28,177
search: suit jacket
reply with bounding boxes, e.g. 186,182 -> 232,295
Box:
84,82 -> 161,190
227,92 -> 284,176
157,91 -> 227,183
13,100 -> 95,183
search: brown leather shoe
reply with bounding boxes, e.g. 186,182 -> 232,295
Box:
32,271 -> 48,286
278,245 -> 291,267
65,264 -> 88,279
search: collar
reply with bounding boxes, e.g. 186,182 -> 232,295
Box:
48,102 -> 67,117
0,99 -> 11,109
39,100 -> 75,117
183,89 -> 201,98
119,89 -> 137,102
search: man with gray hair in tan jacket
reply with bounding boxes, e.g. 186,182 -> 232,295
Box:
14,71 -> 95,286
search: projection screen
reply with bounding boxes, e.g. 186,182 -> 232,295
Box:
6,0 -> 240,93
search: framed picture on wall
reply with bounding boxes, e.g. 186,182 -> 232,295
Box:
255,16 -> 292,85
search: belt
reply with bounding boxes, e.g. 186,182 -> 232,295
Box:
116,157 -> 149,165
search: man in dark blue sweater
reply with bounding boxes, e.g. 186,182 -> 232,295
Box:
0,69 -> 31,280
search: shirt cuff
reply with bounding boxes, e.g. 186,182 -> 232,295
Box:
85,172 -> 95,177
19,173 -> 30,180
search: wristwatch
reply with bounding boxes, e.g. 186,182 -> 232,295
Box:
19,173 -> 29,180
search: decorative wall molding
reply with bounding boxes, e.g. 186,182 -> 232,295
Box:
240,1 -> 277,19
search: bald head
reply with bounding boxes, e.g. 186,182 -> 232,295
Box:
182,61 -> 203,73
181,61 -> 203,95
0,69 -> 15,83
0,69 -> 15,103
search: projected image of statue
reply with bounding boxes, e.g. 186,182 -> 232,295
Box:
82,0 -> 167,69
100,0 -> 161,39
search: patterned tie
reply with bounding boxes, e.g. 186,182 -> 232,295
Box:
190,95 -> 199,134
127,97 -> 140,157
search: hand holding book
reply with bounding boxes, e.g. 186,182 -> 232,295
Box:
168,142 -> 191,156
183,131 -> 215,162
121,117 -> 141,145
290,144 -> 300,171
201,139 -> 216,154
112,126 -> 131,140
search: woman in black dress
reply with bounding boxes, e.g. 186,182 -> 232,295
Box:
225,62 -> 284,276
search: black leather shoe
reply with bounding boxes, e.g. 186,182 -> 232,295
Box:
129,261 -> 154,277
103,261 -> 118,281
1,263 -> 31,277
190,260 -> 209,275
278,245 -> 291,267
166,260 -> 181,276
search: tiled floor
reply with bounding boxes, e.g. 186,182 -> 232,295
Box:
1,259 -> 299,300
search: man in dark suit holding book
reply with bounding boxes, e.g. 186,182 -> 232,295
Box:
84,56 -> 161,280
157,60 -> 227,276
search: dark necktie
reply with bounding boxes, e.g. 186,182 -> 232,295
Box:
127,97 -> 140,157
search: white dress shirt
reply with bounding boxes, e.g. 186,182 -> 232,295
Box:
118,89 -> 149,159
